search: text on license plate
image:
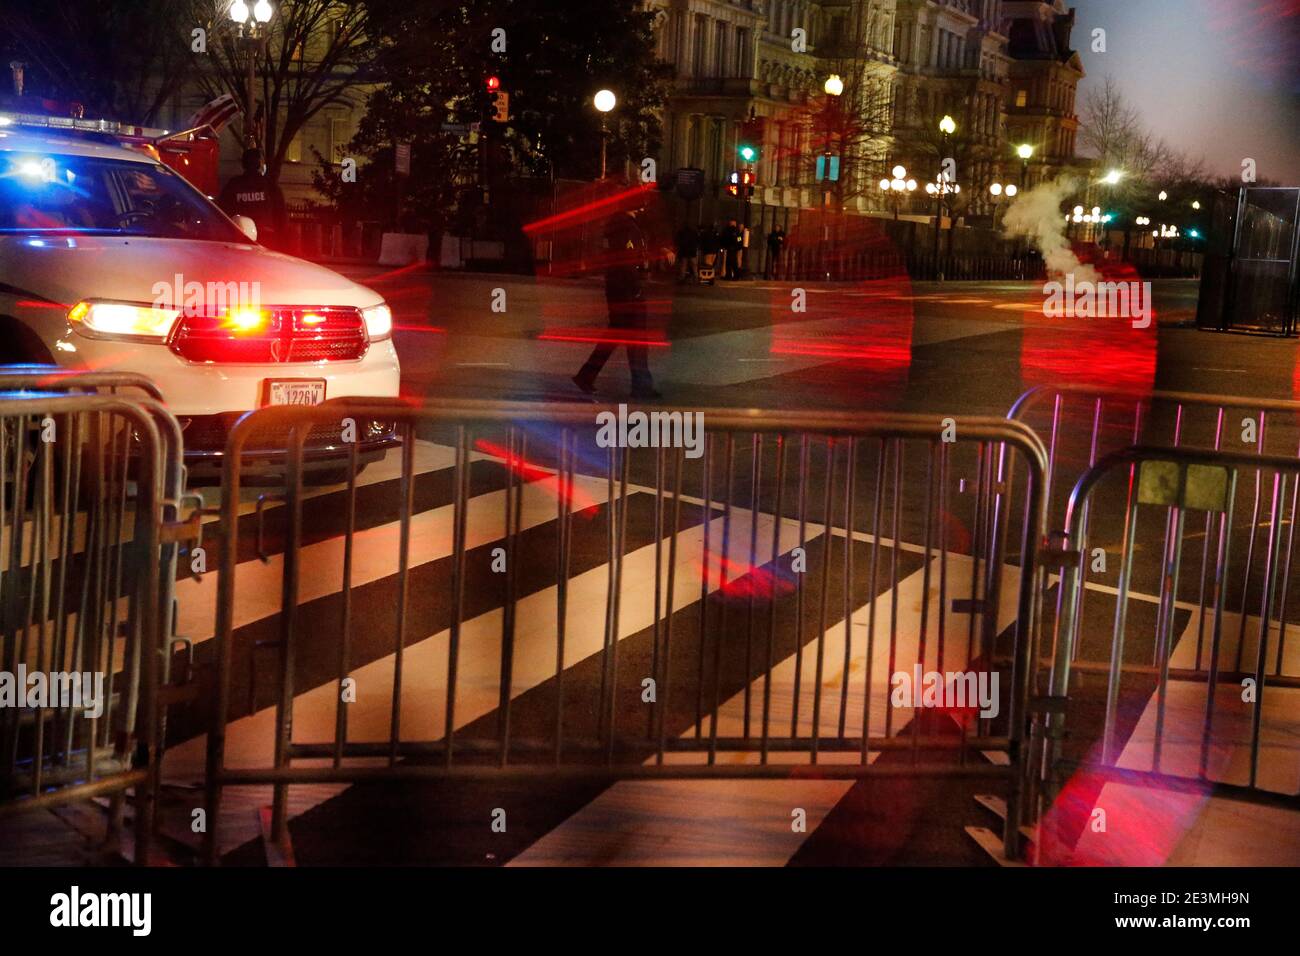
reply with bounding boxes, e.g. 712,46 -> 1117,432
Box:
264,380 -> 326,406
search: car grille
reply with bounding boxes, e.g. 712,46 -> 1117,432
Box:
170,306 -> 368,364
180,414 -> 399,454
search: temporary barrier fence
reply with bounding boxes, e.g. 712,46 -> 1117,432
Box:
203,400 -> 1049,865
0,368 -> 193,864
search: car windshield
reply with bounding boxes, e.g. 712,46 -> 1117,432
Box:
0,150 -> 246,243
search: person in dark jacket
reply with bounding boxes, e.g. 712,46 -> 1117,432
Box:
572,208 -> 660,399
675,223 -> 699,282
218,148 -> 285,247
765,227 -> 786,280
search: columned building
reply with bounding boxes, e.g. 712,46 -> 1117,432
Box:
1002,0 -> 1085,187
648,0 -> 1083,230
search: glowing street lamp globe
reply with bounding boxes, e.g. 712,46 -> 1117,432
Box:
229,0 -> 250,22
989,182 -> 1003,196
939,115 -> 956,136
1102,169 -> 1123,185
892,165 -> 906,179
1005,184 -> 1018,197
879,179 -> 891,191
594,89 -> 617,114
1017,144 -> 1033,160
253,0 -> 273,22
824,74 -> 844,97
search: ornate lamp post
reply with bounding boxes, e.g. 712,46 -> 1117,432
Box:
594,89 -> 616,179
229,0 -> 275,151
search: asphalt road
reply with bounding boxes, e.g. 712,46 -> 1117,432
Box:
334,265 -> 1295,420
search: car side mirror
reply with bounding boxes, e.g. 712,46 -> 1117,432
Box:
232,215 -> 258,243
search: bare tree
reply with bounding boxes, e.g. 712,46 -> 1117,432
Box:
187,0 -> 382,183
812,1 -> 897,210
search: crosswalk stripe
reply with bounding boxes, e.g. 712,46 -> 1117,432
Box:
509,555 -> 1026,866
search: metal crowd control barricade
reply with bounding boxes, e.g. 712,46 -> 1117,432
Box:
0,368 -> 191,864
995,384 -> 1300,861
1042,445 -> 1300,861
204,399 -> 1048,864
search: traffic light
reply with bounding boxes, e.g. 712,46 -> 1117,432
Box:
737,118 -> 765,165
492,90 -> 510,123
727,170 -> 757,199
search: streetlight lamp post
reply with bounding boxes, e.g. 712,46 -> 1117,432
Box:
930,115 -> 956,278
229,0 -> 275,151
879,165 -> 917,221
1017,143 -> 1033,191
594,89 -> 616,179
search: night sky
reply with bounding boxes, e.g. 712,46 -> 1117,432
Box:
1072,0 -> 1300,183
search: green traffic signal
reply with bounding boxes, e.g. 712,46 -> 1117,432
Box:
738,144 -> 757,163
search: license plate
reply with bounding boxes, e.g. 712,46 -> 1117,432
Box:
263,379 -> 326,407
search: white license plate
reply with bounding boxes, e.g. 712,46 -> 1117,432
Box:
263,379 -> 326,407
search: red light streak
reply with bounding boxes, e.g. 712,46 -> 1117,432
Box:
474,438 -> 596,512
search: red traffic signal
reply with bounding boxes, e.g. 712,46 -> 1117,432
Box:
486,75 -> 501,92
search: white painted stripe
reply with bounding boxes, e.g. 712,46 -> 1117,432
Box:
512,554 -> 1026,866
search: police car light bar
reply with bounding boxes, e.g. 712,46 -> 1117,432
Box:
0,111 -> 167,140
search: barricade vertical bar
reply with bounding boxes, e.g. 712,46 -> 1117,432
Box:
446,426 -> 470,766
390,422 -> 416,764
708,435 -> 735,764
1102,493 -> 1141,765
1200,470 -> 1237,779
912,442 -> 936,758
886,441 -> 903,736
761,435 -> 786,763
656,447 -> 684,765
1151,503 -> 1186,772
1249,473 -> 1285,788
861,439 -> 886,764
499,429 -> 522,765
811,438 -> 835,761
696,435 -> 713,740
1194,409 -> 1227,671
1235,411 -> 1266,672
937,441 -> 949,674
1273,456 -> 1299,675
605,444 -> 630,764
838,438 -> 858,739
271,426 -> 306,842
555,429 -> 572,762
334,439 -> 359,767
599,444 -> 616,743
649,446 -> 665,739
790,436 -> 810,737
744,435 -> 762,738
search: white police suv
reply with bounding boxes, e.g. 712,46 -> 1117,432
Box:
0,121 -> 400,479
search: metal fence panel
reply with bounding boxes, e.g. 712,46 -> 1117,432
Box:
203,399 -> 1048,864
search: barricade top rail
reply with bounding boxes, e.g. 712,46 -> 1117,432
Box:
226,397 -> 1049,466
1062,442 -> 1300,536
1009,383 -> 1300,420
0,367 -> 165,402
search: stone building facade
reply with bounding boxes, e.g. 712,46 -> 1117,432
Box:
648,0 -> 1085,229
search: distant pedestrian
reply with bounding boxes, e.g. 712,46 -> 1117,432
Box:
722,219 -> 742,280
675,223 -> 699,283
572,205 -> 660,399
765,227 -> 786,279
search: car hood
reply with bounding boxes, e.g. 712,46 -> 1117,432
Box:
0,235 -> 383,310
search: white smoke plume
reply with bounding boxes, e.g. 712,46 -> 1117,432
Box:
1001,177 -> 1099,283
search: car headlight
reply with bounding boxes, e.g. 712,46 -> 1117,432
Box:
362,303 -> 392,341
68,300 -> 180,341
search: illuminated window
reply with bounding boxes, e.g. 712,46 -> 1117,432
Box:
1015,89 -> 1028,108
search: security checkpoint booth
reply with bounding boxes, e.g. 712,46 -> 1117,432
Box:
1197,186 -> 1300,335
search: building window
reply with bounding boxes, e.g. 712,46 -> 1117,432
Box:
1015,89 -> 1028,108
286,132 -> 303,164
735,28 -> 748,76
